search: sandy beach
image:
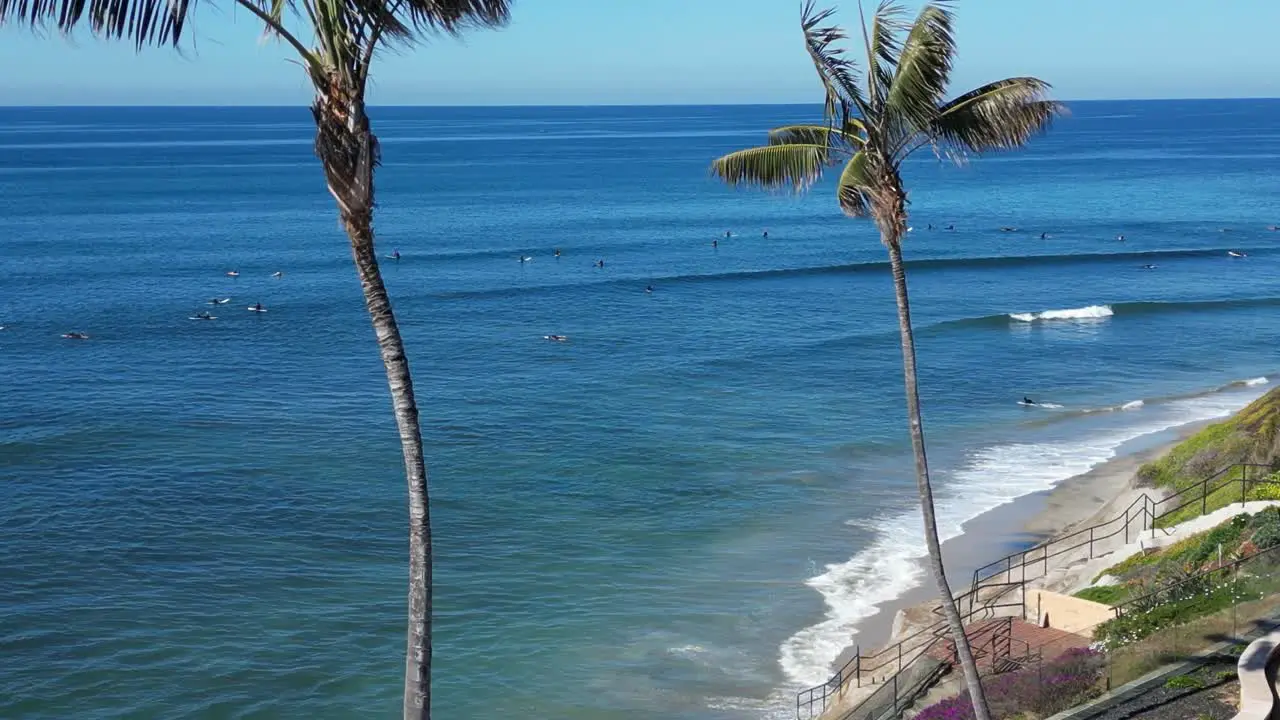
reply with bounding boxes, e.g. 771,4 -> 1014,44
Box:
825,418 -> 1218,676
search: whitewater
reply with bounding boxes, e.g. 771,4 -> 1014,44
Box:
776,379 -> 1275,691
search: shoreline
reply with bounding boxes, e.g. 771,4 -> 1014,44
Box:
825,416 -> 1218,672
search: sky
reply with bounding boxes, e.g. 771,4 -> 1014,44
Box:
0,0 -> 1278,105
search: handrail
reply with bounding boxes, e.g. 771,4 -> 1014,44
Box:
1112,537 -> 1280,617
795,462 -> 1280,719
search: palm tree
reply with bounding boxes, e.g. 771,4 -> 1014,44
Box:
0,0 -> 511,717
711,2 -> 1061,717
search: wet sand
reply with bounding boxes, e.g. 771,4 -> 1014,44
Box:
830,418 -> 1214,662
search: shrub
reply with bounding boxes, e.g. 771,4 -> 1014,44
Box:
1094,575 -> 1242,648
913,648 -> 1104,720
1248,482 -> 1280,502
1164,674 -> 1204,689
1252,523 -> 1280,549
1249,505 -> 1280,529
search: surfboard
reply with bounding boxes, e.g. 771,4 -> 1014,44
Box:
189,316 -> 217,321
247,307 -> 268,313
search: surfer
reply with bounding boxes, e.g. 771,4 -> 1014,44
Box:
391,250 -> 401,261
545,334 -> 568,342
1000,226 -> 1017,232
62,331 -> 89,340
1022,397 -> 1036,406
226,270 -> 239,278
519,255 -> 528,264
1039,232 -> 1048,240
191,312 -> 214,321
945,224 -> 955,231
554,248 -> 561,258
251,303 -> 264,312
645,285 -> 654,294
762,230 -> 769,239
1141,264 -> 1157,270
595,259 -> 605,268
1116,234 -> 1126,242
1229,250 -> 1247,258
927,223 -> 934,230
272,271 -> 284,278
712,239 -> 718,248
725,230 -> 732,238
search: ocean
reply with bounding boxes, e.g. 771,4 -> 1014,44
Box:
2,100 -> 1279,720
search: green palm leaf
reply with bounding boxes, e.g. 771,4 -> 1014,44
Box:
801,0 -> 868,123
711,144 -> 833,192
836,151 -> 874,217
886,2 -> 955,136
0,0 -> 195,48
768,124 -> 865,150
932,77 -> 1066,153
860,0 -> 907,108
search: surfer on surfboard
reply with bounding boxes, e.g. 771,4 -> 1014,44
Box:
1229,250 -> 1247,258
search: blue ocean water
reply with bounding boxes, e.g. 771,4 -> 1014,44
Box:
2,100 -> 1280,719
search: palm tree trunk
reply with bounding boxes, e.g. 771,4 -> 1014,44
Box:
311,89 -> 432,720
885,238 -> 992,720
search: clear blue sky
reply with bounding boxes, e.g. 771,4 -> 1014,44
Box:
1,0 -> 1277,105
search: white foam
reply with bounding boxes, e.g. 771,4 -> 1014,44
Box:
1009,305 -> 1114,322
1037,402 -> 1065,409
775,382 -> 1270,691
1245,376 -> 1269,387
1121,400 -> 1145,410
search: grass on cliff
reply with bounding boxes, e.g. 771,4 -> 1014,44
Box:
1138,387 -> 1280,527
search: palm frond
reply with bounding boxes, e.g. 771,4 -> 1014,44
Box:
932,77 -> 1065,154
801,0 -> 868,124
860,0 -> 907,108
836,151 -> 874,217
885,2 -> 955,138
767,123 -> 865,151
711,144 -> 832,193
397,0 -> 509,36
0,0 -> 195,48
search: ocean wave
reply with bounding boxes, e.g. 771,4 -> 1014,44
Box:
1121,400 -> 1145,410
427,246 -> 1277,301
1009,305 -> 1114,322
927,297 -> 1280,333
777,381 -> 1272,688
1242,377 -> 1269,387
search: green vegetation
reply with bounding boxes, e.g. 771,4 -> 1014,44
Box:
1086,509 -> 1280,646
1165,674 -> 1205,690
1137,387 -> 1280,526
1075,585 -> 1129,605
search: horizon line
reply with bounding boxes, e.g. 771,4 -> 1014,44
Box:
2,97 -> 1279,109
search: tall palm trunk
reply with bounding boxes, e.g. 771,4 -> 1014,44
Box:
312,85 -> 433,720
884,236 -> 992,720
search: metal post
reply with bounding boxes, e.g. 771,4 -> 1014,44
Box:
1124,506 -> 1130,544
1089,527 -> 1095,559
855,646 -> 860,688
1242,464 -> 1248,506
1203,476 -> 1209,515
